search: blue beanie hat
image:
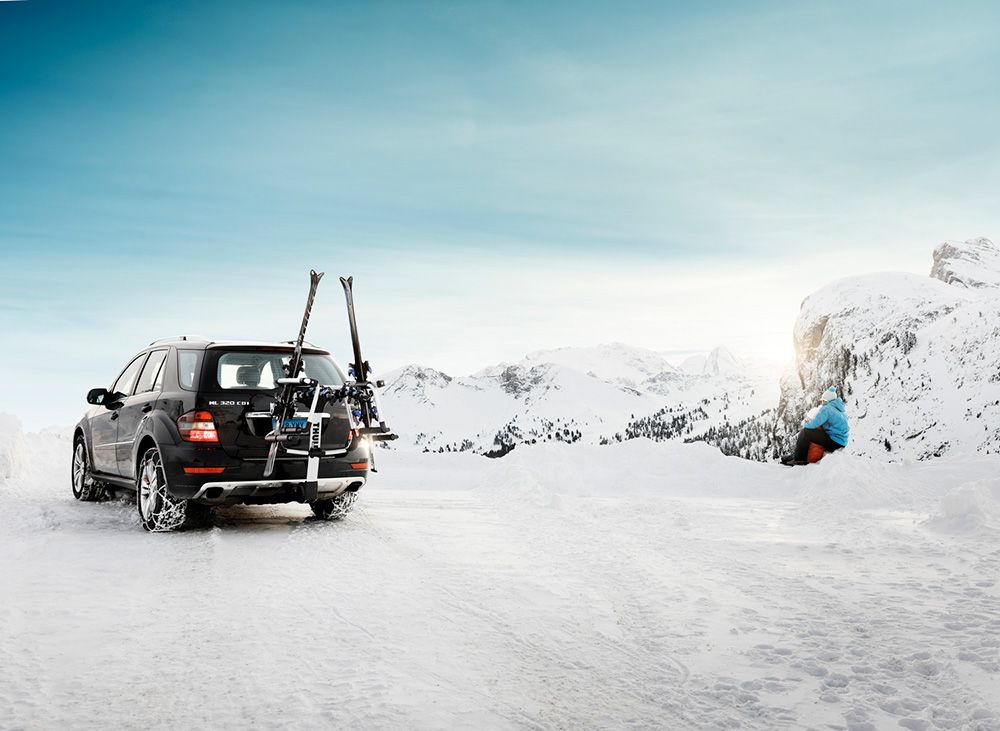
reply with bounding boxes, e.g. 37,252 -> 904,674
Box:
821,386 -> 838,402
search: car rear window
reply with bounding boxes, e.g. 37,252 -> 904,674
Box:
211,351 -> 344,391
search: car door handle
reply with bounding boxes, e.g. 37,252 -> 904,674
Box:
142,404 -> 153,413
110,411 -> 119,421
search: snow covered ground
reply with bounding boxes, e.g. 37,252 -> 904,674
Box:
2,427 -> 999,730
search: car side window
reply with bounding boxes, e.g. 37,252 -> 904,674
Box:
177,350 -> 203,391
111,354 -> 149,398
135,350 -> 168,394
152,355 -> 167,391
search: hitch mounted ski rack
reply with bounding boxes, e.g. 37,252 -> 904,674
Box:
260,376 -> 345,502
261,270 -> 398,497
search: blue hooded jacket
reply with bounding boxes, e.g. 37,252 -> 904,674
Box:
803,397 -> 849,446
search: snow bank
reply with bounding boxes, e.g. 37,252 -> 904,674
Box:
496,439 -> 788,500
0,413 -> 73,494
376,439 -> 1000,518
0,413 -> 27,480
925,479 -> 1000,536
794,452 -> 927,510
474,439 -> 996,515
8,414 -> 1000,537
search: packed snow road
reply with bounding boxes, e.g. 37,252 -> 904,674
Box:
2,434 -> 999,730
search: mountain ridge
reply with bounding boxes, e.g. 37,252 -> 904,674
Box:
381,237 -> 999,462
382,343 -> 776,456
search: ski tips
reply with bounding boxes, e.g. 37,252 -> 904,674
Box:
340,275 -> 353,288
310,269 -> 325,283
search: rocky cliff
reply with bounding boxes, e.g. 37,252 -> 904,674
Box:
775,237 -> 1000,460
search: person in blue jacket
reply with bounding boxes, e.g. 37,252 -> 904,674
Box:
782,386 -> 849,464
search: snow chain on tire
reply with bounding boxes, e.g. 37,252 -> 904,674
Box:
137,447 -> 201,532
311,492 -> 358,520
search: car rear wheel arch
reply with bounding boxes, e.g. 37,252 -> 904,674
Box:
134,435 -> 159,479
136,444 -> 209,532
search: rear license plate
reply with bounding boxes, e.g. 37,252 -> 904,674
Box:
276,417 -> 308,432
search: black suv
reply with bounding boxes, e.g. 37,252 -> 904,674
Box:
72,337 -> 369,531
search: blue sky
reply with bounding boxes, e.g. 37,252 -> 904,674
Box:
1,0 -> 999,427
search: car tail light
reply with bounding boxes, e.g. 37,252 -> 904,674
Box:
350,461 -> 368,470
178,410 -> 219,442
183,467 -> 226,474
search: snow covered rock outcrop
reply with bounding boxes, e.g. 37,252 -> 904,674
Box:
776,237 -> 1000,460
382,365 -> 453,404
930,236 -> 1000,289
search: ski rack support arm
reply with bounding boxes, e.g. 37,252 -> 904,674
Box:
339,275 -> 398,444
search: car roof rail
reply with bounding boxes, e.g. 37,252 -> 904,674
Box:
148,335 -> 210,346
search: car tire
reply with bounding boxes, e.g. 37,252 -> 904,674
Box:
310,492 -> 358,521
136,446 -> 209,532
71,435 -> 105,502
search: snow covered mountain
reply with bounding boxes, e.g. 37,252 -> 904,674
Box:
519,343 -> 678,386
680,346 -> 742,376
381,344 -> 778,456
382,237 -> 1000,463
770,236 -> 1000,460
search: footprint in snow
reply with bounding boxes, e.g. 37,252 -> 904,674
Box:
897,718 -> 931,731
791,658 -> 828,677
823,672 -> 850,689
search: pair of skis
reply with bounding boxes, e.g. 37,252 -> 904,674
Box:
263,271 -> 397,480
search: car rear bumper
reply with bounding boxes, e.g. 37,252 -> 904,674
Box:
159,441 -> 369,503
190,476 -> 365,503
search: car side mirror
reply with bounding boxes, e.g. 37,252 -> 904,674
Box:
87,388 -> 109,405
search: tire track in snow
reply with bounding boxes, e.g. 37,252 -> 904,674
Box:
467,465 -> 710,728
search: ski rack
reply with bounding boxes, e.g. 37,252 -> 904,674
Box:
261,270 -> 397,497
259,375 -> 395,500
259,376 -> 347,501
337,380 -> 397,440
